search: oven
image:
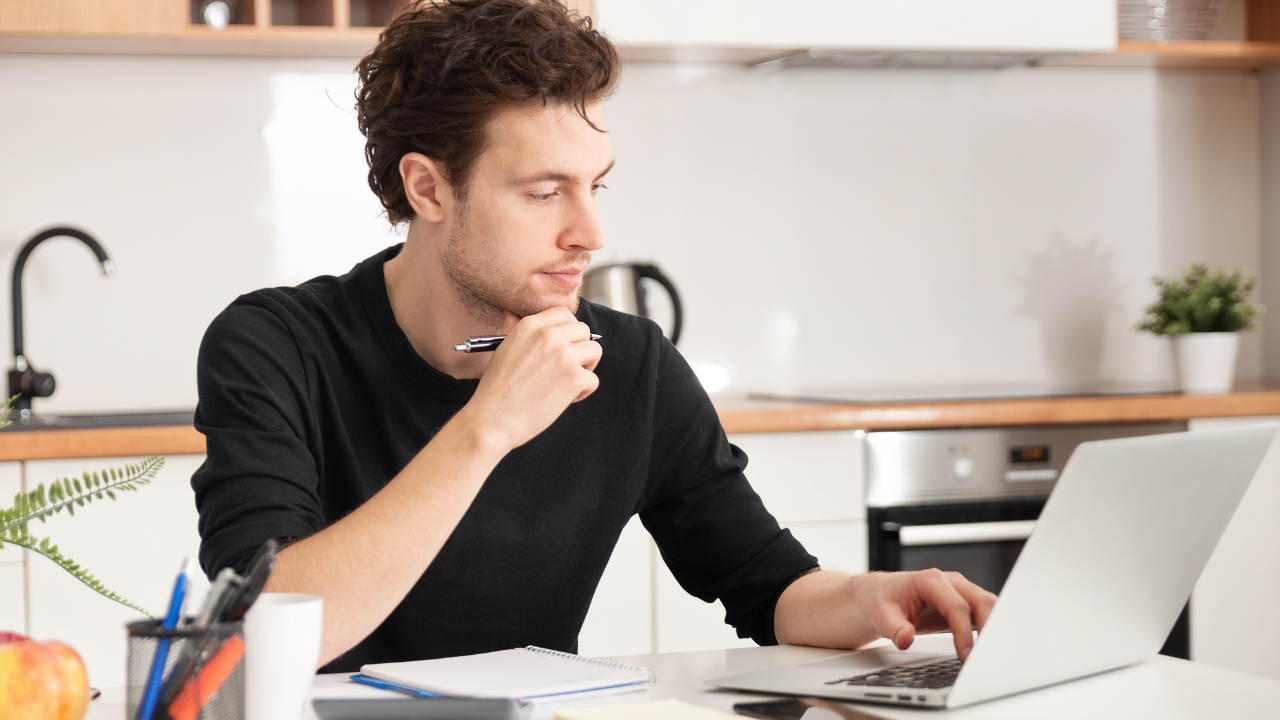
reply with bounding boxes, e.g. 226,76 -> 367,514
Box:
865,422 -> 1192,659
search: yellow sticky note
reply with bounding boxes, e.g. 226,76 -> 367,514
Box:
553,698 -> 736,720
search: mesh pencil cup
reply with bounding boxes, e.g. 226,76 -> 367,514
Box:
127,619 -> 245,720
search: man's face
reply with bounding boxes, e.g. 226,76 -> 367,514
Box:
441,102 -> 613,324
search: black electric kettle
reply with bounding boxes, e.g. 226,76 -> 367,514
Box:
581,263 -> 683,344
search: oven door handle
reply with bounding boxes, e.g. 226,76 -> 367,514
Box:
896,519 -> 1037,547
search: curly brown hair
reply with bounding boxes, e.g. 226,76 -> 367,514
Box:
355,0 -> 620,225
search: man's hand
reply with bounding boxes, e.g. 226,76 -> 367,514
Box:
266,306 -> 600,666
849,570 -> 997,661
460,307 -> 602,452
774,569 -> 998,662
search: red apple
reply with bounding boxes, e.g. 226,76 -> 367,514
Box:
0,640 -> 89,720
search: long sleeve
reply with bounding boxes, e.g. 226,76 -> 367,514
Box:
639,336 -> 819,645
191,297 -> 324,577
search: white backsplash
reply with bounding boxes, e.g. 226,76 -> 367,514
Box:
599,64 -> 1262,397
0,55 -> 1263,413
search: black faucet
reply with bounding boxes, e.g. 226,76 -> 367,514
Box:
9,227 -> 114,417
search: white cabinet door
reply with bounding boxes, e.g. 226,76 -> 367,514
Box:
652,544 -> 754,654
578,515 -> 653,658
654,432 -> 865,653
595,0 -> 1117,53
729,431 -> 865,523
24,455 -> 209,690
1188,417 -> 1280,681
0,462 -> 24,634
653,519 -> 869,654
786,521 -> 869,577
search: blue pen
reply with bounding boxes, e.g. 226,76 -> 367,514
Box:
349,674 -> 444,698
138,559 -> 197,720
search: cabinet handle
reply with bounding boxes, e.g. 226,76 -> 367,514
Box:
897,520 -> 1036,546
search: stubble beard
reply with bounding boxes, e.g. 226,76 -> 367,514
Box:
440,206 -> 585,330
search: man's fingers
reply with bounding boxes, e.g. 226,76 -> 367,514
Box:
511,305 -> 574,334
500,311 -> 521,334
580,340 -> 603,373
570,369 -> 600,403
522,317 -> 591,349
869,593 -> 916,651
916,570 -> 975,661
946,572 -> 997,633
562,337 -> 603,371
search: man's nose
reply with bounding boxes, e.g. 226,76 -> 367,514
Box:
562,192 -> 605,252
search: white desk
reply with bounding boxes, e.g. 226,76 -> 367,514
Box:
603,635 -> 1280,718
86,635 -> 1280,719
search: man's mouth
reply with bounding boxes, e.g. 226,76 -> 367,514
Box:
543,266 -> 586,288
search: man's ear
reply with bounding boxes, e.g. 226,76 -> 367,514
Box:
400,152 -> 452,223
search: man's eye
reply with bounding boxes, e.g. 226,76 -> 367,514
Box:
592,183 -> 608,193
530,190 -> 558,201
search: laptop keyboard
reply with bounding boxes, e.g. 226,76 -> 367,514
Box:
824,657 -> 963,689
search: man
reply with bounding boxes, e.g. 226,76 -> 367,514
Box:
192,0 -> 995,672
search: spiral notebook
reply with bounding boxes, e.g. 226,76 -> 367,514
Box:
360,646 -> 655,701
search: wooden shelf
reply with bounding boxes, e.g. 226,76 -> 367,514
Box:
0,0 -> 595,58
0,24 -> 380,58
4,31 -> 1280,67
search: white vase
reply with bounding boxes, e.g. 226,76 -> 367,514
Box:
1173,332 -> 1240,394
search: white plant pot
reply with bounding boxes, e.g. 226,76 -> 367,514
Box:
1173,332 -> 1240,394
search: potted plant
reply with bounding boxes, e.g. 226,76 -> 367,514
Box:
1135,261 -> 1263,394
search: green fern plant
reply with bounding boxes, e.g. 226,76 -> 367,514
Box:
0,399 -> 164,617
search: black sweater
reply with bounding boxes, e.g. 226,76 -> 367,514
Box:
191,244 -> 817,672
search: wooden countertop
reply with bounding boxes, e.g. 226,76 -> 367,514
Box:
717,382 -> 1280,434
8,384 -> 1280,460
0,424 -> 205,462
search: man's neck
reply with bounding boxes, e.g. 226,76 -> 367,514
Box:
383,225 -> 496,380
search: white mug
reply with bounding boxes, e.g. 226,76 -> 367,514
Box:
244,592 -> 324,720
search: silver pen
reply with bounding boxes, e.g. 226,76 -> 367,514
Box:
454,333 -> 602,353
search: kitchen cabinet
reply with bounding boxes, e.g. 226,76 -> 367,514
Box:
2,0 -> 1279,67
577,515 -> 652,658
580,431 -> 867,656
0,0 -> 185,34
21,455 -> 208,690
652,519 -> 868,654
0,462 -> 24,634
653,431 -> 866,653
594,0 -> 1116,54
0,0 -> 593,57
1189,416 -> 1280,681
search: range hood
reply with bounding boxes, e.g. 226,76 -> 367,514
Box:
595,0 -> 1117,65
753,49 -> 1067,71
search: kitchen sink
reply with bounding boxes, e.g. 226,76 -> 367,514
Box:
0,411 -> 195,432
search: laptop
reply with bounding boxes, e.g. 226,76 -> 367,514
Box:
708,423 -> 1277,709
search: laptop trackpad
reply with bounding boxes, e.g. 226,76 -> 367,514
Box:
803,651 -> 943,671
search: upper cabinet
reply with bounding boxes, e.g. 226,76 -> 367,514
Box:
0,0 -> 593,57
0,0 -> 186,34
594,0 -> 1118,55
3,0 -> 1280,68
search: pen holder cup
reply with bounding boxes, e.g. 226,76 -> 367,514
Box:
126,619 -> 245,720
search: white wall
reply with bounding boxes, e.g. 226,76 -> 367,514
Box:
0,56 -> 1263,410
0,55 -> 398,415
599,64 -> 1262,396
